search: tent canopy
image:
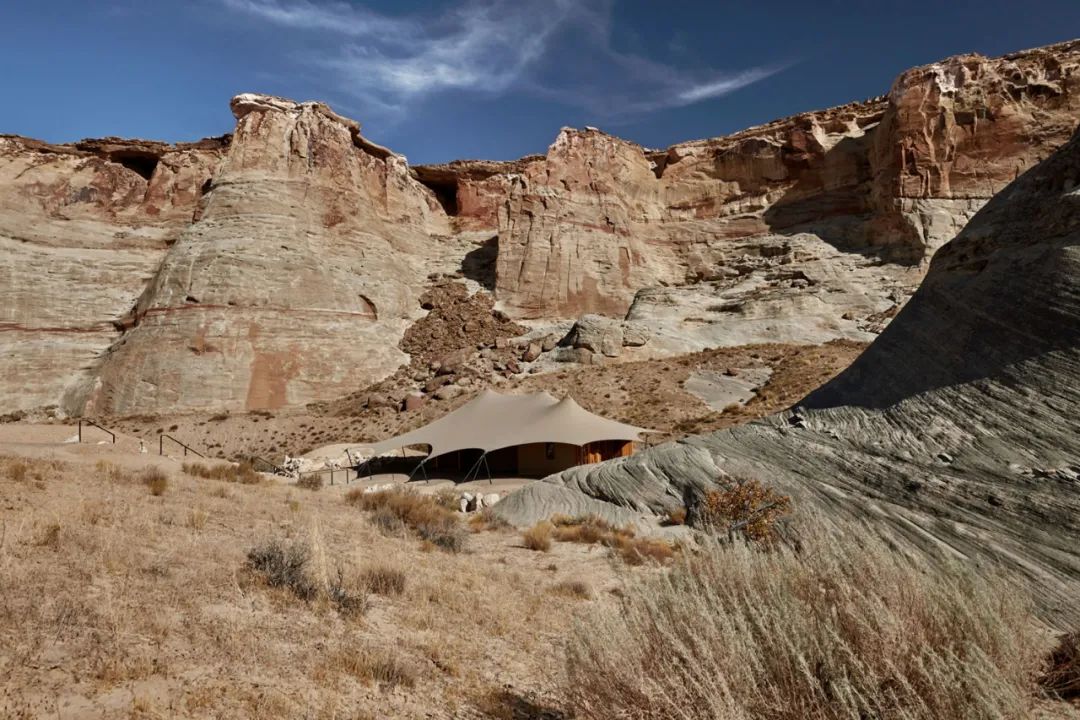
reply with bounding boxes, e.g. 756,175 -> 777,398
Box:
360,389 -> 650,462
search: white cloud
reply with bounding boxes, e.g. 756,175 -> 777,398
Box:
219,0 -> 786,120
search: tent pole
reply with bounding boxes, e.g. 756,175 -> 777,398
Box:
484,454 -> 493,484
407,457 -> 429,482
463,453 -> 485,483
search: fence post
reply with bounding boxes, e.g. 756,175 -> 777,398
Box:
78,420 -> 82,444
159,434 -> 163,456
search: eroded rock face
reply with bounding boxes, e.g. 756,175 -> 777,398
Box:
2,41 -> 1079,416
495,124 -> 1080,626
0,134 -> 226,412
491,40 -> 1080,321
68,95 -> 452,414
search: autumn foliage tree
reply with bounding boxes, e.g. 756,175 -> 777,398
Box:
694,478 -> 791,543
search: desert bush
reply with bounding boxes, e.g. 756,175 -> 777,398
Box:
339,646 -> 418,688
296,473 -> 323,491
346,489 -> 467,553
247,539 -> 316,601
1041,631 -> 1080,701
182,460 -> 261,484
522,522 -> 553,552
551,579 -> 592,600
140,467 -> 169,496
663,507 -> 687,526
694,478 -> 791,543
6,458 -> 29,482
548,515 -> 677,566
566,527 -> 1045,719
359,565 -> 407,596
469,507 -> 512,532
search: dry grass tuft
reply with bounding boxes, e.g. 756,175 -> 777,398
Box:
296,473 -> 323,491
182,460 -> 261,485
359,565 -> 407,596
1041,631 -> 1080,701
470,507 -> 512,533
547,515 -> 677,565
140,467 -> 168,496
247,538 -> 316,601
345,488 -> 467,553
339,646 -> 418,688
566,527 -> 1046,719
522,522 -> 554,552
551,579 -> 592,600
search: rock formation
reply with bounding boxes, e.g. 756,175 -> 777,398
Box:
1,40 -> 1078,415
495,123 -> 1080,626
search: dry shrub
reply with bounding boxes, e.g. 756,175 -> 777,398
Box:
187,508 -> 209,531
359,565 -> 407,596
140,467 -> 168,496
35,521 -> 62,549
551,579 -> 592,600
346,489 -> 466,553
566,527 -> 1045,719
664,507 -> 687,526
182,461 -> 261,485
695,478 -> 791,543
522,522 -> 553,552
339,646 -> 418,688
470,507 -> 512,532
549,515 -> 677,566
1041,631 -> 1080,701
296,473 -> 323,491
247,538 -> 316,601
6,458 -> 29,482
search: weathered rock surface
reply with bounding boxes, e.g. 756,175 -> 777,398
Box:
0,134 -> 227,411
492,41 -> 1080,325
70,94 -> 452,414
495,124 -> 1080,626
2,41 -> 1079,415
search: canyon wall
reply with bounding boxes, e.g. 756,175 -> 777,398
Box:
1,40 -> 1078,415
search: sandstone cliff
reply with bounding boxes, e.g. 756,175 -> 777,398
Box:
1,40 -> 1078,415
496,120 -> 1080,626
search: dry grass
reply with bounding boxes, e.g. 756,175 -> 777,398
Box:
296,473 -> 323,491
566,526 -> 1048,719
0,453 -> 619,718
358,564 -> 407,596
139,467 -> 168,496
551,579 -> 592,600
1042,631 -> 1080,701
547,515 -> 677,566
522,521 -> 554,551
345,488 -> 467,552
470,506 -> 513,532
181,460 -> 261,484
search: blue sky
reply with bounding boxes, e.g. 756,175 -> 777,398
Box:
2,1 -> 1078,164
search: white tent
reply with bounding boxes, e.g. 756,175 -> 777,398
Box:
356,390 -> 651,476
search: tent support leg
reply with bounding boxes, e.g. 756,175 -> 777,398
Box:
462,454 -> 486,483
484,454 -> 493,484
407,458 -> 429,483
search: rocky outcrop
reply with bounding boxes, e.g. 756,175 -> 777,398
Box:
2,41 -> 1078,415
0,134 -> 226,412
495,123 -> 1080,626
492,40 -> 1080,322
65,94 -> 453,414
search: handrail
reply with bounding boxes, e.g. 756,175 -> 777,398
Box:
78,418 -> 115,444
297,466 -> 354,486
159,433 -> 205,458
247,455 -> 288,476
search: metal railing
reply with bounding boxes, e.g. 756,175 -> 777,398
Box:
78,418 -> 115,444
247,455 -> 289,476
297,466 -> 356,486
159,434 -> 205,458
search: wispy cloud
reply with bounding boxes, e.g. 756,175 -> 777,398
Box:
219,0 -> 787,120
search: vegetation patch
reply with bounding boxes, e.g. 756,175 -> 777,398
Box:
566,528 -> 1046,719
140,467 -> 169,496
345,488 -> 467,553
182,461 -> 261,485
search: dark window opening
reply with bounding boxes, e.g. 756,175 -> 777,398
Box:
109,151 -> 160,181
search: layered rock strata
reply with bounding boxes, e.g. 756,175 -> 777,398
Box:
495,124 -> 1080,626
1,41 -> 1078,414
